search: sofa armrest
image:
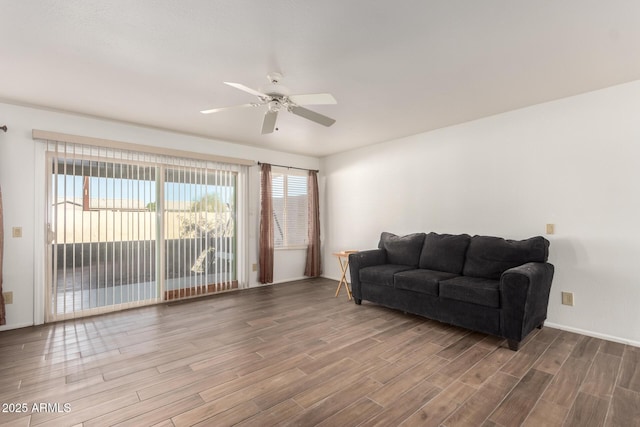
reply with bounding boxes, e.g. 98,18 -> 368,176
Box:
349,249 -> 387,299
500,262 -> 555,343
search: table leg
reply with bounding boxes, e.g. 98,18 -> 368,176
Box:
335,257 -> 352,300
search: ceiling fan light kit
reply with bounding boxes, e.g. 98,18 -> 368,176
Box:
201,73 -> 337,134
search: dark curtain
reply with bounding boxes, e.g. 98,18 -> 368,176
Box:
0,186 -> 5,325
258,164 -> 274,284
304,170 -> 322,277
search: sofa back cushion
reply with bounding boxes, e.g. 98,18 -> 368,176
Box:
463,235 -> 550,280
419,232 -> 471,274
378,232 -> 426,267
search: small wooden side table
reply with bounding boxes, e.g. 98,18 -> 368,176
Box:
333,250 -> 358,300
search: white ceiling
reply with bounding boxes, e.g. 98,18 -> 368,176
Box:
2,1 -> 640,157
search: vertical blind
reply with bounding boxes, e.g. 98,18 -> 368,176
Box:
41,138 -> 247,321
271,167 -> 309,248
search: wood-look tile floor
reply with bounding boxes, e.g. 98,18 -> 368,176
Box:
1,278 -> 639,426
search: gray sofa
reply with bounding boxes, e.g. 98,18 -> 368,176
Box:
348,232 -> 554,350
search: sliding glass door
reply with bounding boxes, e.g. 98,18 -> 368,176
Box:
163,166 -> 237,300
46,154 -> 160,320
45,142 -> 240,321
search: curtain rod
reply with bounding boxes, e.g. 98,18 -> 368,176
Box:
32,129 -> 255,166
257,161 -> 319,173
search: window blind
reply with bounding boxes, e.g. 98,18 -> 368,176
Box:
271,168 -> 309,248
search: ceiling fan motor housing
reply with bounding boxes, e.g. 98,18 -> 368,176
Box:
267,100 -> 283,112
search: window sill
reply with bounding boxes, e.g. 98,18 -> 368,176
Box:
275,246 -> 308,251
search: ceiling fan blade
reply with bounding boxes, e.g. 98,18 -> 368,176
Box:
200,103 -> 258,114
290,105 -> 336,127
261,110 -> 278,134
289,93 -> 337,105
224,82 -> 268,98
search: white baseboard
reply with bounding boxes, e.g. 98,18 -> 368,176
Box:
545,322 -> 640,348
273,276 -> 308,284
248,276 -> 310,288
7,278 -> 636,349
317,275 -> 640,348
0,322 -> 34,332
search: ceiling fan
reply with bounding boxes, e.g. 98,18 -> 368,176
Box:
201,72 -> 337,134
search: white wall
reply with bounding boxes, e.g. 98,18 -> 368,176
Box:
322,80 -> 640,345
0,101 -> 320,331
5,79 -> 640,343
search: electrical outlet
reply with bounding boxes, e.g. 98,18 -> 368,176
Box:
252,263 -> 257,272
2,291 -> 12,304
12,227 -> 22,238
561,291 -> 574,306
546,224 -> 555,235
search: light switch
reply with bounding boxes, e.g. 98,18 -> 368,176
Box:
12,227 -> 22,238
546,224 -> 555,235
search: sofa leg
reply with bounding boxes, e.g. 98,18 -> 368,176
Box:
537,322 -> 545,329
354,298 -> 362,305
507,340 -> 520,351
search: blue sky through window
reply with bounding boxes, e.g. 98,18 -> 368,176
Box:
55,175 -> 235,206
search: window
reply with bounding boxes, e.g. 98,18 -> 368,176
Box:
271,168 -> 308,248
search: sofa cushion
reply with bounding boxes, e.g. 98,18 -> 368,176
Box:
378,232 -> 426,267
462,235 -> 550,280
360,264 -> 415,287
394,269 -> 458,296
439,276 -> 501,308
419,232 -> 471,274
